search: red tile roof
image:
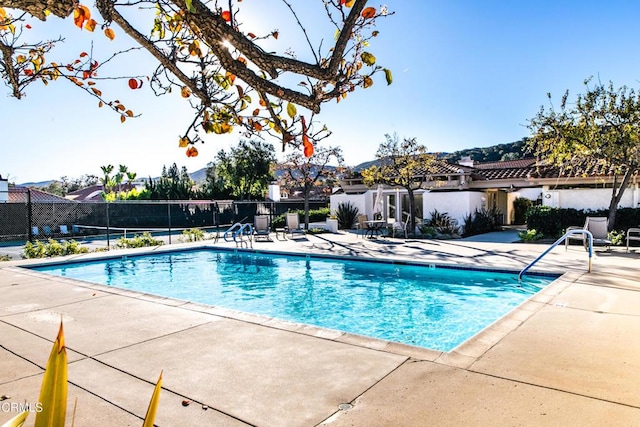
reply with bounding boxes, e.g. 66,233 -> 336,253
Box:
8,187 -> 75,203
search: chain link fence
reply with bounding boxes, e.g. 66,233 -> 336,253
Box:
0,192 -> 327,250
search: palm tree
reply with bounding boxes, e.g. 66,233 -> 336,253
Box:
100,164 -> 114,193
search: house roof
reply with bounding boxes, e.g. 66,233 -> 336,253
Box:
65,185 -> 105,201
8,187 -> 76,203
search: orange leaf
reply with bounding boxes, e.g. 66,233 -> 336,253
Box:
272,31 -> 279,39
247,32 -> 256,39
79,52 -> 88,58
361,7 -> 376,19
253,121 -> 263,131
252,108 -> 260,116
73,5 -> 91,29
24,69 -> 33,76
301,115 -> 314,158
181,86 -> 191,98
178,137 -> 190,148
91,87 -> 102,96
186,146 -> 199,157
120,115 -> 126,123
221,10 -> 231,22
125,110 -> 134,117
303,136 -> 314,158
104,28 -> 115,41
128,78 -> 138,89
84,19 -> 97,32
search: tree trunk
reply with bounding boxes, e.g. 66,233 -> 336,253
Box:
407,188 -> 416,237
607,168 -> 635,230
303,183 -> 311,230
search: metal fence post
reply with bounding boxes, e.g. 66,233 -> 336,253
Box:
27,189 -> 33,242
167,202 -> 172,244
106,202 -> 110,250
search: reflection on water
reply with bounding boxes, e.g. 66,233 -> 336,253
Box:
32,249 -> 556,351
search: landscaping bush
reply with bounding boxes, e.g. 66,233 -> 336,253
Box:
518,229 -> 543,242
462,207 -> 502,236
23,239 -> 89,258
180,228 -> 206,242
524,206 -> 640,238
116,232 -> 163,249
271,208 -> 330,228
335,201 -> 359,229
425,209 -> 459,235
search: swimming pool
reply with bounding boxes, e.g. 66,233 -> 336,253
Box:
31,249 -> 557,352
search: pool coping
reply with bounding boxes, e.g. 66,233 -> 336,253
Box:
8,242 -> 571,367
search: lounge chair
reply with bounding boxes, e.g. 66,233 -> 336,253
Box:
42,225 -> 52,236
355,214 -> 368,238
253,215 -> 271,242
285,213 -> 305,239
626,227 -> 640,252
565,217 -> 611,251
59,225 -> 70,235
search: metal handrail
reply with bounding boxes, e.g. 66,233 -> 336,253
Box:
518,229 -> 593,280
223,222 -> 244,242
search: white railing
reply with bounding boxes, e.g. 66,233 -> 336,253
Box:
518,229 -> 593,280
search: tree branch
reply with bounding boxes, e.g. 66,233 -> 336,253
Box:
0,41 -> 20,98
0,0 -> 74,20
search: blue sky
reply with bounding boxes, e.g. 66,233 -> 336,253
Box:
3,1 -> 640,183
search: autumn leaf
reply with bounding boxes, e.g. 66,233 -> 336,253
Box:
221,10 -> 231,22
247,32 -> 256,39
384,68 -> 393,85
73,5 -> 91,29
181,86 -> 191,98
361,7 -> 376,19
253,121 -> 263,131
178,137 -> 190,147
104,28 -> 115,41
125,110 -> 134,117
345,0 -> 355,7
128,78 -> 138,89
363,76 -> 373,88
120,115 -> 126,123
84,19 -> 97,32
361,52 -> 376,66
79,52 -> 88,58
252,108 -> 260,116
301,115 -> 314,158
185,0 -> 196,13
272,31 -> 279,39
286,102 -> 297,119
91,87 -> 102,96
186,146 -> 198,157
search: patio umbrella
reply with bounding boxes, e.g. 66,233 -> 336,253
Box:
373,185 -> 383,218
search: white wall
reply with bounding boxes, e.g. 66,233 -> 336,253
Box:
330,193 -> 370,221
0,178 -> 7,203
423,191 -> 484,226
543,187 -> 637,210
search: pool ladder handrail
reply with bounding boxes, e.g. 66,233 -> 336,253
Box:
518,229 -> 593,280
224,222 -> 254,248
223,222 -> 244,242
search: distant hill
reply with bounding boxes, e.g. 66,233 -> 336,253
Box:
351,139 -> 529,171
440,138 -> 529,164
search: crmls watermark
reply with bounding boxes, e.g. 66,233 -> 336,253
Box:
0,401 -> 44,413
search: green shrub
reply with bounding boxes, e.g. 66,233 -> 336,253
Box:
462,207 -> 502,236
335,201 -> 359,229
272,208 -> 330,228
608,230 -> 625,246
518,229 -> 543,242
116,232 -> 163,249
23,239 -> 89,258
426,209 -> 459,235
180,228 -> 206,242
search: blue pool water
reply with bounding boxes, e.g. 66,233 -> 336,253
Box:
31,249 -> 556,352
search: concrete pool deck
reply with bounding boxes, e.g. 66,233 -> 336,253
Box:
1,231 -> 639,426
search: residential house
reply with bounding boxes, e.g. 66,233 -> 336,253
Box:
330,157 -> 640,226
